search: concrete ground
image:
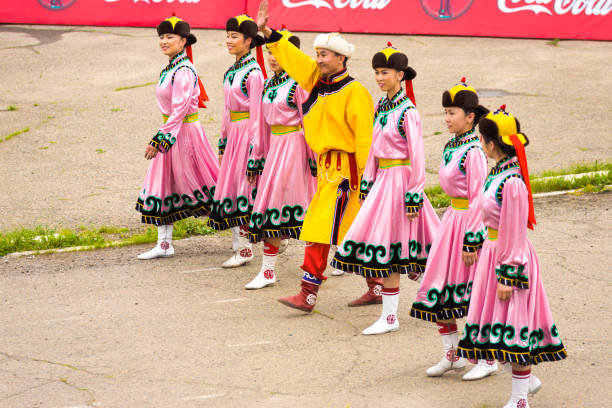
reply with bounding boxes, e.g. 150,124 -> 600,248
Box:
1,193 -> 611,408
1,25 -> 611,407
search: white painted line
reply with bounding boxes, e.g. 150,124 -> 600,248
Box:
180,393 -> 226,401
179,267 -> 223,274
227,340 -> 275,348
43,316 -> 83,323
209,297 -> 247,304
534,170 -> 609,183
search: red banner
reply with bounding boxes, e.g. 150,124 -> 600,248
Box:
249,0 -> 612,40
1,0 -> 610,40
0,0 -> 247,29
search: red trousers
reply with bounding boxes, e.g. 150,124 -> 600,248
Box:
301,242 -> 330,281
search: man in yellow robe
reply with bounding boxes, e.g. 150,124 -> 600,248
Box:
257,0 -> 383,312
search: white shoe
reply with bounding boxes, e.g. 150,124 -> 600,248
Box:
426,352 -> 467,377
278,239 -> 289,254
503,397 -> 530,408
362,314 -> 399,335
529,374 -> 542,395
137,242 -> 174,259
331,269 -> 345,276
245,252 -> 277,289
222,248 -> 253,268
245,269 -> 276,289
462,359 -> 498,380
138,225 -> 174,260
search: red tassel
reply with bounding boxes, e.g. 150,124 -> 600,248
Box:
186,45 -> 209,108
281,24 -> 287,29
256,45 -> 268,79
509,134 -> 536,230
500,104 -> 506,111
461,76 -> 466,83
387,41 -> 392,47
405,80 -> 416,106
172,11 -> 176,16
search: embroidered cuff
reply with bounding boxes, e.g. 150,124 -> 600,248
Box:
359,179 -> 374,200
308,158 -> 318,177
151,130 -> 175,153
218,137 -> 227,155
266,29 -> 283,44
496,264 -> 529,289
246,157 -> 266,177
405,192 -> 424,214
463,229 -> 486,253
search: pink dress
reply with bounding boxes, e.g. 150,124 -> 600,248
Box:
411,129 -> 487,321
331,89 -> 440,279
457,156 -> 567,365
207,53 -> 264,230
136,51 -> 219,225
247,71 -> 317,243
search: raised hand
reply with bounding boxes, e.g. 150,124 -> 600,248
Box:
257,0 -> 270,34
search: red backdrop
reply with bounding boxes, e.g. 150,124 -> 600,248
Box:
1,0 -> 611,40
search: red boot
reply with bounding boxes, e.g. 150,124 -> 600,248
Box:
348,277 -> 383,307
278,280 -> 320,313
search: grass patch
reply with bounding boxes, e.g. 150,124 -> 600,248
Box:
532,160 -> 612,178
110,108 -> 122,112
425,185 -> 451,208
115,81 -> 156,91
0,218 -> 215,257
546,38 -> 560,46
1,127 -> 29,143
6,105 -> 17,111
95,148 -> 106,154
531,171 -> 611,194
433,131 -> 443,135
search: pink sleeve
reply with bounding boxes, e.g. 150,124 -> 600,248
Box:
496,177 -> 530,289
359,152 -> 378,200
402,108 -> 425,213
462,147 -> 488,252
219,99 -> 230,155
294,84 -> 317,177
149,67 -> 196,153
246,71 -> 268,177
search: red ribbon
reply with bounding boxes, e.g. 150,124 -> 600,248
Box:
405,79 -> 416,106
186,45 -> 209,108
509,134 -> 536,230
255,45 -> 268,79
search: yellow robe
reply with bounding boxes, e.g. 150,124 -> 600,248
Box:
267,32 -> 374,245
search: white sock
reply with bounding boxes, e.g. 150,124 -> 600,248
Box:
511,368 -> 530,401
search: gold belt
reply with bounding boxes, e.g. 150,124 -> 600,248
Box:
162,112 -> 199,124
451,197 -> 469,210
487,227 -> 498,241
271,124 -> 302,135
230,110 -> 250,122
378,158 -> 411,169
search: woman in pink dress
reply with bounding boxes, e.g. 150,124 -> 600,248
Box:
331,43 -> 439,335
136,16 -> 219,260
207,15 -> 266,268
457,106 -> 567,408
244,30 -> 317,290
410,79 -> 497,379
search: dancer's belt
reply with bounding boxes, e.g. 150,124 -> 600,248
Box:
320,150 -> 359,191
162,112 -> 199,124
487,227 -> 498,241
230,110 -> 250,122
378,158 -> 411,169
451,197 -> 469,210
271,124 -> 302,135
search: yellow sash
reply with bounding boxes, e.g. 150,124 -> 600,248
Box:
230,110 -> 250,122
487,227 -> 498,241
162,112 -> 198,124
451,197 -> 469,210
378,158 -> 411,169
271,124 -> 302,135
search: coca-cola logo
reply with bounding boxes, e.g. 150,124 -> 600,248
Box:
281,0 -> 392,9
498,0 -> 611,16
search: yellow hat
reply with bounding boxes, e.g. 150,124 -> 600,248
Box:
480,105 -> 527,147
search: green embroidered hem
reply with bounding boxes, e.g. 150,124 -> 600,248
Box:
410,282 -> 473,322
